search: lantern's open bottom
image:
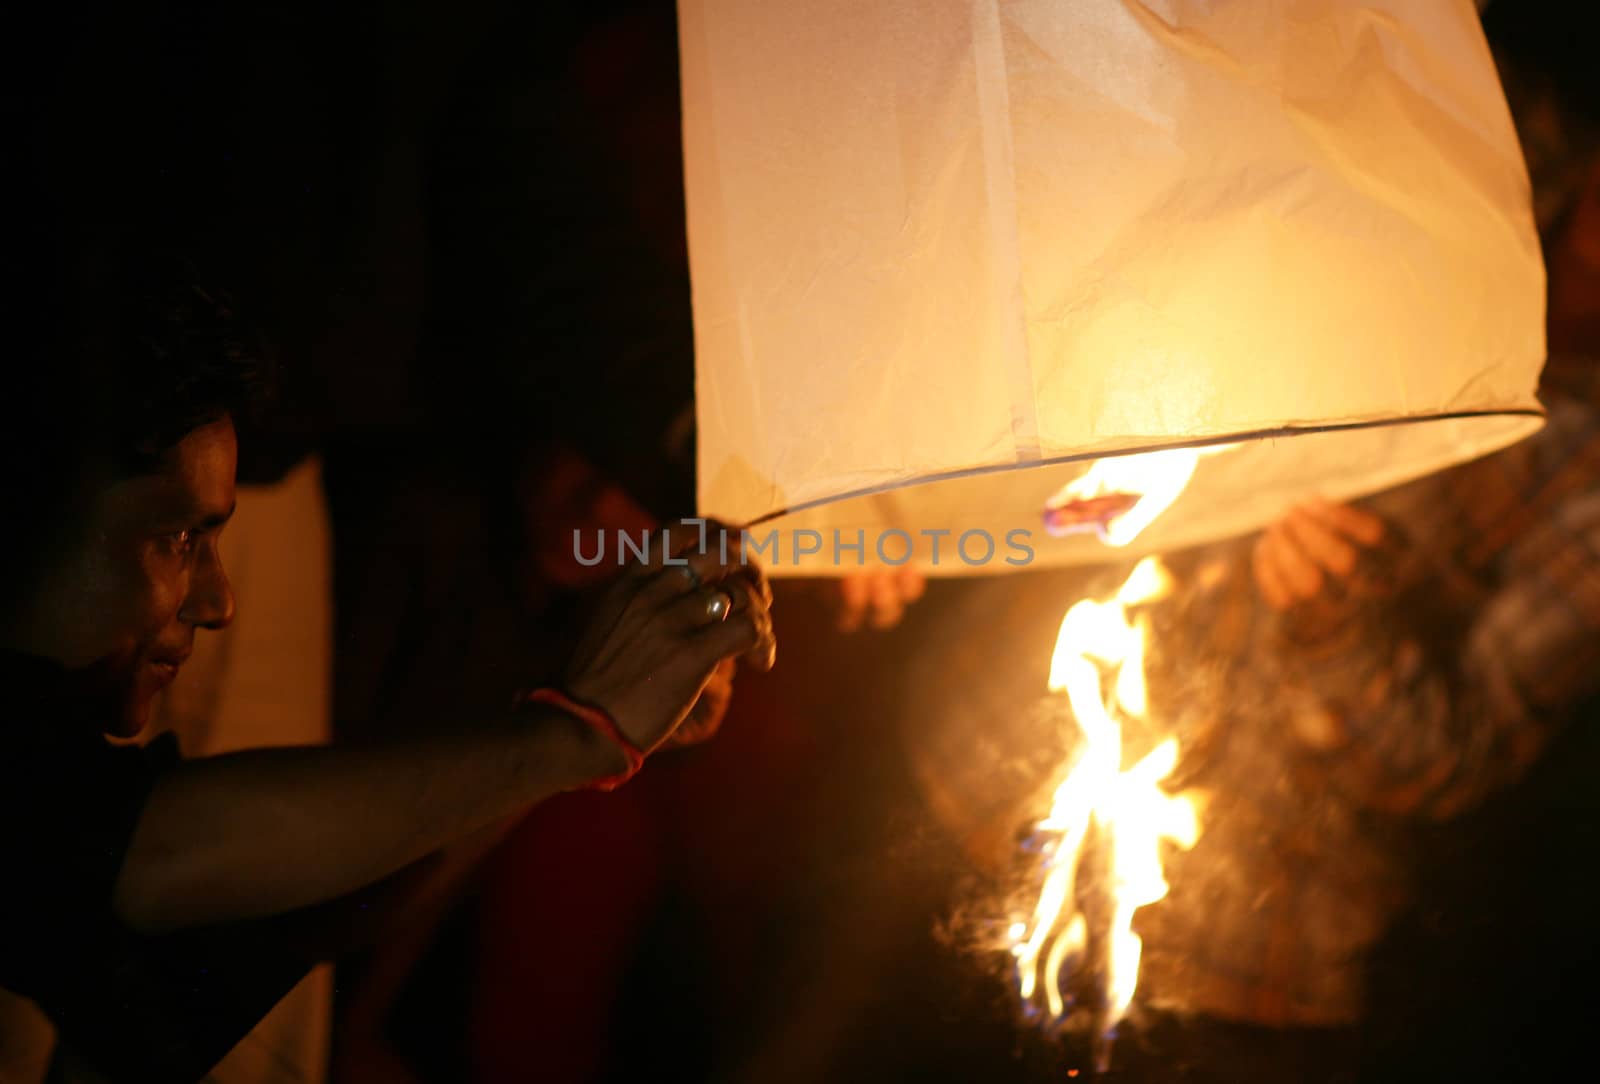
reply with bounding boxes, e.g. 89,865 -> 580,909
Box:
727,409 -> 1545,574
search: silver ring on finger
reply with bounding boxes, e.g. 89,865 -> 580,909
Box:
704,588 -> 733,623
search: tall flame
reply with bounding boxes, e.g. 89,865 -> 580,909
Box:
1007,556 -> 1200,1059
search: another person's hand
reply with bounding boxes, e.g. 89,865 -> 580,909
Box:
835,567 -> 927,631
564,519 -> 775,752
1252,497 -> 1385,619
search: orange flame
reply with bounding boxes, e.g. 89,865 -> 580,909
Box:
1007,556 -> 1200,1041
1046,445 -> 1232,547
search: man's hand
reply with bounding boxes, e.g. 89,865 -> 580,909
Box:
565,519 -> 775,752
835,567 -> 927,631
670,657 -> 736,747
1253,497 -> 1386,613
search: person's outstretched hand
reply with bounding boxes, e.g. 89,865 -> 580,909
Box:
1252,497 -> 1386,635
565,519 -> 775,752
835,567 -> 927,631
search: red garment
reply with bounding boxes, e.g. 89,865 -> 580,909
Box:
469,614 -> 822,1084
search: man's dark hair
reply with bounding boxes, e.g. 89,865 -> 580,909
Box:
1,221 -> 268,615
84,249 -> 268,473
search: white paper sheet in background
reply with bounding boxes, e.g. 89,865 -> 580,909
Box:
680,0 -> 1545,573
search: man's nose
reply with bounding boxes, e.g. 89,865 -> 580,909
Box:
182,540 -> 236,630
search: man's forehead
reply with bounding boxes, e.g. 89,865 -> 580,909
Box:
139,472 -> 237,522
166,421 -> 237,509
103,419 -> 238,525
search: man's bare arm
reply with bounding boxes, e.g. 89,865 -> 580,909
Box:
113,520 -> 775,935
112,705 -> 621,934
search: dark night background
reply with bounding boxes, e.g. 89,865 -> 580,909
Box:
6,2 -> 1600,1081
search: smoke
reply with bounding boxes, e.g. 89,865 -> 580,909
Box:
925,544 -> 1262,1042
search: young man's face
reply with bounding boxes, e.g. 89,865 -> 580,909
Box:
16,417 -> 238,736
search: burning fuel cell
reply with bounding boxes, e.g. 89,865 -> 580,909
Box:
1041,447 -> 1227,547
1041,494 -> 1141,541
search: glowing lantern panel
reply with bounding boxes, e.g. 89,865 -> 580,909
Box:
680,0 -> 1544,572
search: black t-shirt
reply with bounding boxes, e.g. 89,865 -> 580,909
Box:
0,651 -> 311,1083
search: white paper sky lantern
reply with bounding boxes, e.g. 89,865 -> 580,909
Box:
679,0 -> 1545,574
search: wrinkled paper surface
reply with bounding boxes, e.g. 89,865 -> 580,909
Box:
681,0 -> 1544,573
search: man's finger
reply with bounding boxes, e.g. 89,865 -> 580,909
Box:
626,519 -> 724,578
694,610 -> 767,669
632,566 -> 729,618
897,566 -> 927,603
730,551 -> 773,608
672,659 -> 735,747
1253,537 -> 1293,611
665,521 -> 769,600
868,571 -> 903,628
755,605 -> 779,670
1263,524 -> 1323,600
662,584 -> 738,631
697,524 -> 772,606
1283,507 -> 1360,578
1304,497 -> 1385,547
721,576 -> 776,668
633,563 -> 699,610
837,574 -> 871,632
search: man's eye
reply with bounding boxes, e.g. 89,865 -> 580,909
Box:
165,530 -> 195,554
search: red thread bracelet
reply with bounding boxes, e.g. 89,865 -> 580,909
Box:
521,688 -> 646,791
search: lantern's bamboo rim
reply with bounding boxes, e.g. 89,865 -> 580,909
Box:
737,406 -> 1546,530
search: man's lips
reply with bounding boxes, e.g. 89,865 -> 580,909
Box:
147,653 -> 191,683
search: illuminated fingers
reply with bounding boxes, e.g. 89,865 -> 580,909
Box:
1302,496 -> 1384,547
664,585 -> 736,630
1262,519 -> 1325,600
1283,507 -> 1360,578
836,567 -> 928,631
717,574 -> 777,669
1252,498 -> 1388,611
867,568 -> 905,628
698,605 -> 770,671
837,573 -> 872,632
1252,532 -> 1294,611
